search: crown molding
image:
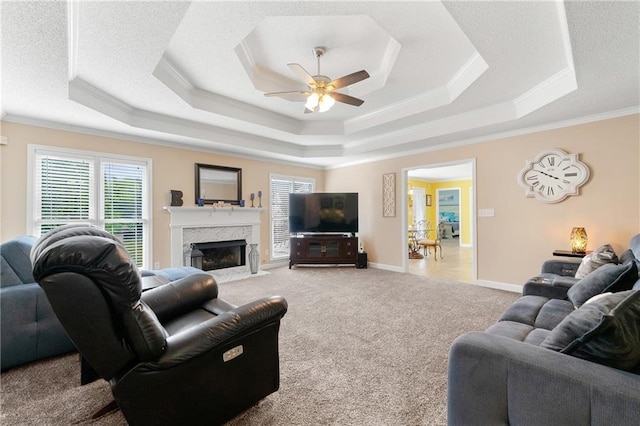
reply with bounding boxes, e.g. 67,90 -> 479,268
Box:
344,52 -> 488,134
153,57 -> 304,135
3,107 -> 636,171
0,114 -> 326,169
326,107 -> 639,170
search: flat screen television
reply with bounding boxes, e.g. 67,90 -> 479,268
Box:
289,192 -> 358,235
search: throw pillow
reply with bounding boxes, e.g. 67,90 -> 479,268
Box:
567,261 -> 637,308
574,244 -> 618,279
541,290 -> 640,371
583,292 -> 612,305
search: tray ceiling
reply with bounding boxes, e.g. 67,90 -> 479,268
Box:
1,1 -> 638,168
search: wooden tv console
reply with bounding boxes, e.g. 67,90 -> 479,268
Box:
289,234 -> 358,268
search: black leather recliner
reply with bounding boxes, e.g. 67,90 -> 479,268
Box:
31,224 -> 288,425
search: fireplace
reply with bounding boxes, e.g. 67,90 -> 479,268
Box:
164,206 -> 262,273
191,240 -> 247,271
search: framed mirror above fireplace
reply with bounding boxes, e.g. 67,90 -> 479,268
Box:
195,163 -> 242,205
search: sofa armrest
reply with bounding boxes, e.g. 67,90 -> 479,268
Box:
448,332 -> 640,426
522,274 -> 579,299
144,266 -> 203,282
141,273 -> 218,323
145,296 -> 288,369
541,258 -> 582,276
522,279 -> 567,299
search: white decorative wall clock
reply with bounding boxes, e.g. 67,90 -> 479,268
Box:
517,149 -> 590,203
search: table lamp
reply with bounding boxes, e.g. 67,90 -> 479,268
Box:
570,227 -> 588,253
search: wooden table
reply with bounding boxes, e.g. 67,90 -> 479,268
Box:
552,250 -> 591,258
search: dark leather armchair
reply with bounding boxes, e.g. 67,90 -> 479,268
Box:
31,224 -> 288,425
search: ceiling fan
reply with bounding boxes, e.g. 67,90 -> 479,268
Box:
264,46 -> 370,113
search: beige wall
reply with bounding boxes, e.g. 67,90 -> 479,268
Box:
2,115 -> 638,285
0,122 -> 325,268
326,114 -> 640,285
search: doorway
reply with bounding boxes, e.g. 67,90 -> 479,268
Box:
403,160 -> 476,283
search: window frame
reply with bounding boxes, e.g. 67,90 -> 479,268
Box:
27,145 -> 153,269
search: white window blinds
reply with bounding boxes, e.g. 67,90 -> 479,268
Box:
35,152 -> 95,235
102,162 -> 148,267
270,174 -> 314,260
31,146 -> 151,268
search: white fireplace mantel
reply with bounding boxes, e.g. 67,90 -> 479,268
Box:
164,206 -> 264,268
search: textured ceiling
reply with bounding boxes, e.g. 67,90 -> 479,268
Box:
1,1 -> 638,168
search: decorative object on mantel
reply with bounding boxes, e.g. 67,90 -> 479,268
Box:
170,190 -> 183,206
195,163 -> 242,205
239,200 -> 245,207
258,190 -> 263,208
190,244 -> 203,269
248,243 -> 259,274
570,227 -> 588,253
197,198 -> 205,206
382,172 -> 396,217
517,149 -> 590,203
250,192 -> 255,207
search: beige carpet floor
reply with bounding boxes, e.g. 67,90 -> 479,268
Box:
0,266 -> 519,425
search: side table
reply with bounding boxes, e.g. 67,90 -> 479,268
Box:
552,250 -> 591,258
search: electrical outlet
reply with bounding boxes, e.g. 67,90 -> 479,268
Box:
154,261 -> 160,269
478,209 -> 495,217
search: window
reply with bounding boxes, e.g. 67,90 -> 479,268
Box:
29,146 -> 151,268
270,174 -> 314,260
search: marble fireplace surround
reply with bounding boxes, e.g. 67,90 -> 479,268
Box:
164,206 -> 263,272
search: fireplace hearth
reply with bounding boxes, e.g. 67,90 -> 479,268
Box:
191,240 -> 247,271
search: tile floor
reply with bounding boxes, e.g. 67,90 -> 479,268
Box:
408,237 -> 474,283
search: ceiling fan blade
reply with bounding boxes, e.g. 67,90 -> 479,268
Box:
329,70 -> 370,90
288,63 -> 317,87
264,91 -> 310,102
331,92 -> 365,107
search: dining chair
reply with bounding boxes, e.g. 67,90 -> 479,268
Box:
417,221 -> 443,260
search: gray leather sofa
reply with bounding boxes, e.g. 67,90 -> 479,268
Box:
1,234 -> 202,370
448,234 -> 640,425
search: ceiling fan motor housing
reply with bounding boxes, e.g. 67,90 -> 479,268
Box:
313,46 -> 326,58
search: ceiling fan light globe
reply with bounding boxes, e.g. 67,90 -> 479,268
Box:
305,93 -> 320,110
318,94 -> 335,113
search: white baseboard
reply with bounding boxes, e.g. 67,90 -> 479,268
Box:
262,259 -> 289,270
474,280 -> 522,294
368,262 -> 404,273
263,260 -> 522,295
